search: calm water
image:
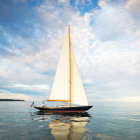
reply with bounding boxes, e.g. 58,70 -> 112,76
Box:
0,101 -> 140,140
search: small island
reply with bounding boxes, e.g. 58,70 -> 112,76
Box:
0,99 -> 25,101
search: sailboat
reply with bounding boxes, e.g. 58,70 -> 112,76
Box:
34,25 -> 93,112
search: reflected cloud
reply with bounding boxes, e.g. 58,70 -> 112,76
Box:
83,133 -> 125,140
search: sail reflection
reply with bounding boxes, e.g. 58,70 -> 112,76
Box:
34,112 -> 90,140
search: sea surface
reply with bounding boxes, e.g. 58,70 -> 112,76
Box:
0,101 -> 140,140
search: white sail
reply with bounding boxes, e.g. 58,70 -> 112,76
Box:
71,50 -> 88,106
48,32 -> 69,101
48,27 -> 88,106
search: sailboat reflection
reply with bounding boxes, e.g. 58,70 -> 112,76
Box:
35,112 -> 90,140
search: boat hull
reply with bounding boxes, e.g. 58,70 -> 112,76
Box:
34,106 -> 93,113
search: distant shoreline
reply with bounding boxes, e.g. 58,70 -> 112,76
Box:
0,99 -> 25,101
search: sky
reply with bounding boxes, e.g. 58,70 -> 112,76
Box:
0,0 -> 140,102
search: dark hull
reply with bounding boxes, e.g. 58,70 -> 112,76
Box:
34,106 -> 93,113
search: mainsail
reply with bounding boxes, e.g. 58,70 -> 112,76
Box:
71,50 -> 88,105
48,26 -> 88,106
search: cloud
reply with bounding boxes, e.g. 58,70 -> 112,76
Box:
0,89 -> 34,100
92,4 -> 133,41
98,0 -> 108,8
117,96 -> 140,102
125,0 -> 140,29
0,59 -> 47,83
96,96 -> 140,102
0,0 -> 140,102
58,0 -> 69,3
125,0 -> 140,13
5,84 -> 50,92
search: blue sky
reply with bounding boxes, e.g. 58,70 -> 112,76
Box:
0,0 -> 140,102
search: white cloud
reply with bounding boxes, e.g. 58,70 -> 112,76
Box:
125,0 -> 140,29
0,0 -> 140,101
92,7 -> 133,41
103,96 -> 140,102
0,59 -> 47,83
117,96 -> 140,102
98,0 -> 108,8
0,90 -> 34,100
4,84 -> 50,92
125,0 -> 140,13
58,0 -> 69,3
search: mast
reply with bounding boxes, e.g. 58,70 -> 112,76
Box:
68,25 -> 72,107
